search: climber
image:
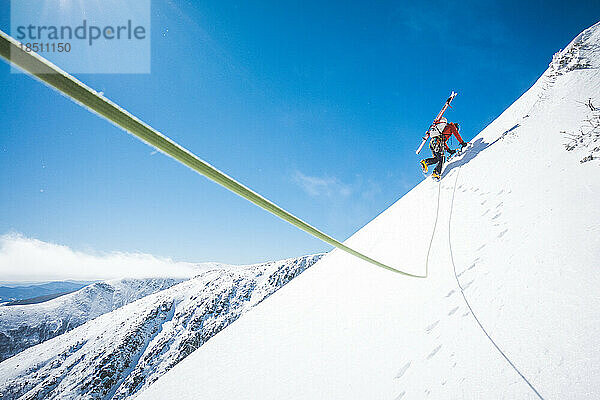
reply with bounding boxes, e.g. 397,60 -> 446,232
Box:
420,118 -> 467,180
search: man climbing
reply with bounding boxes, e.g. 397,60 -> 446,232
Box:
420,117 -> 467,180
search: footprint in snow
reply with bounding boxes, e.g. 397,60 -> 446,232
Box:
481,209 -> 490,216
463,280 -> 475,290
480,200 -> 487,205
427,345 -> 442,359
462,312 -> 470,318
492,213 -> 501,220
497,189 -> 504,195
448,306 -> 459,316
496,202 -> 503,208
395,362 -> 411,379
425,320 -> 439,333
445,289 -> 455,298
394,391 -> 406,400
477,244 -> 486,251
498,229 -> 508,238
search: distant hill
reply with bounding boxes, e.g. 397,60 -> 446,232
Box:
3,291 -> 79,306
0,281 -> 92,303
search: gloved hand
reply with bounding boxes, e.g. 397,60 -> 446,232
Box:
460,142 -> 467,149
447,148 -> 456,155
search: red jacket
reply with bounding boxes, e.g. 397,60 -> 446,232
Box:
440,123 -> 465,150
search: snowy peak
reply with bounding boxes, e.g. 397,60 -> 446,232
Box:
0,277 -> 183,362
549,21 -> 600,74
0,254 -> 323,400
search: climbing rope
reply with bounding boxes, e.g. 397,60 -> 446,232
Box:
0,29 -> 424,277
447,166 -> 544,399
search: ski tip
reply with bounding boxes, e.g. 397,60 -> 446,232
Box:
446,91 -> 458,103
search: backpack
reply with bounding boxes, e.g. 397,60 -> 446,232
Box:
429,119 -> 447,139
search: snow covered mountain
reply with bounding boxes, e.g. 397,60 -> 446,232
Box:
0,254 -> 322,400
135,22 -> 600,400
0,278 -> 184,362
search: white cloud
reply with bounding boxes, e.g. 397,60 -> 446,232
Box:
0,233 -> 201,283
293,171 -> 353,198
293,170 -> 384,201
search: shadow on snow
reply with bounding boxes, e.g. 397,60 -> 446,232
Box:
442,123 -> 520,178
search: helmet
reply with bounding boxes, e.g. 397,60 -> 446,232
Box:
455,122 -> 460,131
439,117 -> 447,124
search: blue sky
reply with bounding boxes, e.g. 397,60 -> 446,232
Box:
1,0 -> 599,265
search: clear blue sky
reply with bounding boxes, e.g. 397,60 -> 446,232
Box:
1,1 -> 599,264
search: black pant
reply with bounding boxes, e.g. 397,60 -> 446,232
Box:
424,150 -> 444,174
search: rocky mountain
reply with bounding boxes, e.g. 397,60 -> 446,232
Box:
0,278 -> 184,362
0,254 -> 323,400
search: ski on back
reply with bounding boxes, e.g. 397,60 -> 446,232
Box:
416,91 -> 458,154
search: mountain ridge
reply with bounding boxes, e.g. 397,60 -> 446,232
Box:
0,254 -> 324,400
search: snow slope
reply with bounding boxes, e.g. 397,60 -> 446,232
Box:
0,278 -> 184,362
138,22 -> 600,400
0,254 -> 322,400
